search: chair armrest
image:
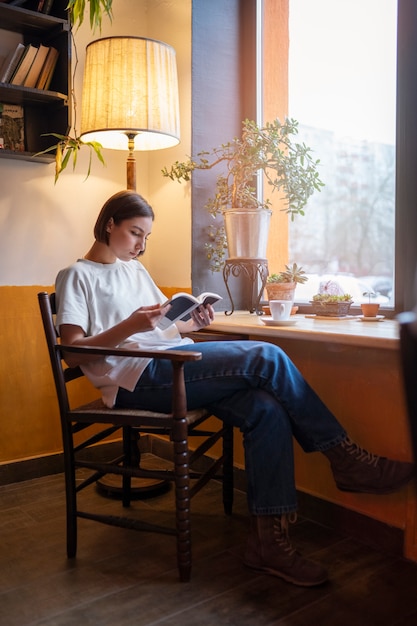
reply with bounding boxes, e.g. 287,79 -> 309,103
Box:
58,344 -> 203,362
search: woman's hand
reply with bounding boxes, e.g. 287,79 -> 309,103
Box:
129,302 -> 171,332
176,304 -> 215,333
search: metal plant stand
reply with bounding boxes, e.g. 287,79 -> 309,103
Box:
223,258 -> 269,315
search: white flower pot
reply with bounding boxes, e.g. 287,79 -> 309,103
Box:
223,208 -> 272,259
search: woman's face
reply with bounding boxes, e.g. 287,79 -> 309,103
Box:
107,216 -> 153,261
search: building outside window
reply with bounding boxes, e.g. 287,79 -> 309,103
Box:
286,0 -> 397,307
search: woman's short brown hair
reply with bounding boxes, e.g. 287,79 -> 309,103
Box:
94,190 -> 155,244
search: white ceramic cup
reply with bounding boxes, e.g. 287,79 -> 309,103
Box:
269,300 -> 293,321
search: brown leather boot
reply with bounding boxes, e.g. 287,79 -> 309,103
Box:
324,437 -> 414,494
243,514 -> 328,587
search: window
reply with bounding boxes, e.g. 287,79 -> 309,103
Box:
192,0 -> 417,314
286,0 -> 397,308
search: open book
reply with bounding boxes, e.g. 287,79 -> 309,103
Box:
157,292 -> 222,330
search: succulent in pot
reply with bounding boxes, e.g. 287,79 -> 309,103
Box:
265,263 -> 308,301
361,291 -> 380,318
311,293 -> 353,317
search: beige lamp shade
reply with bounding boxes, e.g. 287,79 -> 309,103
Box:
80,36 -> 180,151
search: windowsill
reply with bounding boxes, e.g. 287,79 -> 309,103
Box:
209,311 -> 399,350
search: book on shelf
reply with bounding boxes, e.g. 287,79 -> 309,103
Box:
0,43 -> 26,83
157,292 -> 222,329
35,46 -> 59,90
23,44 -> 50,88
0,103 -> 25,152
9,44 -> 38,86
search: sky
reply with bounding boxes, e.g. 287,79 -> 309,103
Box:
288,0 -> 397,145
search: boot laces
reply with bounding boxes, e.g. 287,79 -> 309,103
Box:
272,512 -> 298,555
341,437 -> 379,467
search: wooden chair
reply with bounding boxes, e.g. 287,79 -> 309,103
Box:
398,311 -> 417,471
38,291 -> 234,582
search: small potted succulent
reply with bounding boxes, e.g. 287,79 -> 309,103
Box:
310,279 -> 353,316
265,263 -> 308,302
311,293 -> 353,317
361,291 -> 380,318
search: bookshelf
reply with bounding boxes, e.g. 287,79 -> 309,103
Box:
0,0 -> 70,163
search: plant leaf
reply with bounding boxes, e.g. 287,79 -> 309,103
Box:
67,0 -> 113,31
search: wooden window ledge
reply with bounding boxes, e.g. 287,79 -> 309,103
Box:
208,311 -> 399,350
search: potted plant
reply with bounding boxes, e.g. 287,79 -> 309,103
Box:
162,117 -> 324,271
361,291 -> 380,318
265,263 -> 308,301
311,293 -> 353,317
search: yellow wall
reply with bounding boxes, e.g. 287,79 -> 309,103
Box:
0,285 -> 90,461
1,286 -> 54,461
0,284 -> 186,464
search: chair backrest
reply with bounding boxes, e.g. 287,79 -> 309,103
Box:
398,311 -> 417,466
38,291 -> 84,416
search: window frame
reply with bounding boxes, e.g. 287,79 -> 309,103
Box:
261,0 -> 417,317
394,0 -> 417,313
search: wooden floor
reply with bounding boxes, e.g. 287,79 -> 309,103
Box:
2,460 -> 417,626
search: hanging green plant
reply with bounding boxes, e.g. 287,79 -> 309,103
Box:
66,0 -> 113,31
35,133 -> 105,183
34,1 -> 112,180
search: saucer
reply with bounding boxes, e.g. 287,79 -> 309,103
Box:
305,314 -> 359,320
260,317 -> 297,327
359,315 -> 385,322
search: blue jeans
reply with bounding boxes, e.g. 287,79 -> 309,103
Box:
116,341 -> 346,515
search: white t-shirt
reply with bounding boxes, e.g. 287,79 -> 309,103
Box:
55,258 -> 193,407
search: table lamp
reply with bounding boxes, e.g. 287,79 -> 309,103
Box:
80,36 -> 180,190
